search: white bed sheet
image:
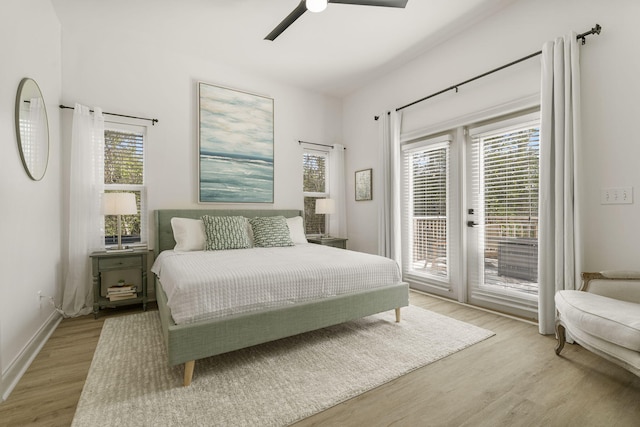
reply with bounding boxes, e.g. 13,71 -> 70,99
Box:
151,244 -> 402,324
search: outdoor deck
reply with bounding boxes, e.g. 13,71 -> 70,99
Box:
412,216 -> 538,295
413,258 -> 538,294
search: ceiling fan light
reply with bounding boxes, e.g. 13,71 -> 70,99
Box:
306,0 -> 327,13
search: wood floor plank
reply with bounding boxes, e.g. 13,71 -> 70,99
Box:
1,293 -> 638,426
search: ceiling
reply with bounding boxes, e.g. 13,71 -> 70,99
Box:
51,0 -> 515,97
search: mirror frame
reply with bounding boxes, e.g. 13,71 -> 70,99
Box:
15,77 -> 50,181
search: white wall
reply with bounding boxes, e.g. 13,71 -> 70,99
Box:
0,0 -> 62,398
343,0 -> 640,272
59,23 -> 343,250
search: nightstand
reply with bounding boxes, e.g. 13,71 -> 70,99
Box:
90,249 -> 150,318
307,237 -> 348,249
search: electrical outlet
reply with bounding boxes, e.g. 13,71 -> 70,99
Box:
601,187 -> 633,204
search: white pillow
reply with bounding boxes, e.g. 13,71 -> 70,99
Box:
171,217 -> 206,252
286,216 -> 308,244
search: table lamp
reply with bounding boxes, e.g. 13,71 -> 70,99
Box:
103,192 -> 137,251
315,198 -> 335,238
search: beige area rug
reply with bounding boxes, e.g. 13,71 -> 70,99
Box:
72,306 -> 494,426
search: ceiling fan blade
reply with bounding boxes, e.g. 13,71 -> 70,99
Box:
329,0 -> 408,7
265,1 -> 308,41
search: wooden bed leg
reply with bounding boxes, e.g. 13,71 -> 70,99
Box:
395,308 -> 401,323
555,324 -> 566,356
183,360 -> 195,386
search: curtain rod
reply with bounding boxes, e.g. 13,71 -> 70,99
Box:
395,24 -> 602,113
59,104 -> 159,126
298,140 -> 346,150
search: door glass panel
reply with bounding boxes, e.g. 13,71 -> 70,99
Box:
404,143 -> 449,281
469,123 -> 540,302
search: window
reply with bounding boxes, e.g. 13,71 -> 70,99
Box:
302,149 -> 329,235
104,124 -> 146,246
402,135 -> 451,281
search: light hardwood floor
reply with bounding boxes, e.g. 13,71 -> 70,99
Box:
1,292 -> 638,426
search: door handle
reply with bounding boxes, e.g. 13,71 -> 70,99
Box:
467,221 -> 479,228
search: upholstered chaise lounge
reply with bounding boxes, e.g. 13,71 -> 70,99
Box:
555,271 -> 640,377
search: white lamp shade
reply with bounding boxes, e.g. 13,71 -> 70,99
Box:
315,198 -> 336,215
306,0 -> 327,13
103,192 -> 137,215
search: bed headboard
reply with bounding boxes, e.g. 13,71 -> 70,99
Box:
154,209 -> 304,253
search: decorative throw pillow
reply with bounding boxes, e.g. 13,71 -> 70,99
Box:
201,215 -> 252,250
171,217 -> 206,252
249,216 -> 295,247
286,216 -> 308,244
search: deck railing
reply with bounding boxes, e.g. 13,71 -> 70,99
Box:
412,216 -> 447,262
412,215 -> 538,280
412,216 -> 537,257
410,215 -> 538,293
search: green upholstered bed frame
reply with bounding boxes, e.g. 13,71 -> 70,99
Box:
153,209 -> 409,386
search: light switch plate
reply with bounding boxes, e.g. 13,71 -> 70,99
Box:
601,187 -> 633,204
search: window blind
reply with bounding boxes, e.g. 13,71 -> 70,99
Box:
303,152 -> 327,193
104,130 -> 144,185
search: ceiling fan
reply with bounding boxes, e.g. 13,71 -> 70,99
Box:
265,0 -> 409,41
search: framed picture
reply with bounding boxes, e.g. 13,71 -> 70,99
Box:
355,168 -> 372,201
198,82 -> 274,203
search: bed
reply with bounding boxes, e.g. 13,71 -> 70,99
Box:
153,209 -> 409,386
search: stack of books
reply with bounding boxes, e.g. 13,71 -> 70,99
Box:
107,284 -> 138,301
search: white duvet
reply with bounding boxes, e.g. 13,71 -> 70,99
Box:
151,244 -> 402,324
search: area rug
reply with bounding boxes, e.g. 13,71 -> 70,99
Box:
72,306 -> 494,426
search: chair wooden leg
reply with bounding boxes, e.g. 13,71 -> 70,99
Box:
183,360 -> 195,386
555,323 -> 566,356
395,308 -> 401,323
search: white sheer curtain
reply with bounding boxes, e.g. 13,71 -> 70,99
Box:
538,33 -> 583,335
377,111 -> 403,265
61,104 -> 105,317
329,144 -> 347,238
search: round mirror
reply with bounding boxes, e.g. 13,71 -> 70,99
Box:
15,78 -> 50,181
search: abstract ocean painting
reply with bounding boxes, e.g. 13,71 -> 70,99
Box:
198,82 -> 274,203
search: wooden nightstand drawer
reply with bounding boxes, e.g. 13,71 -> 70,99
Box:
98,256 -> 141,270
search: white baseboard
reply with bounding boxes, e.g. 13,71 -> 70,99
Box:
1,310 -> 62,401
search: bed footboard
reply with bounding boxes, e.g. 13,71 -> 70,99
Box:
183,306 -> 403,387
156,279 -> 409,386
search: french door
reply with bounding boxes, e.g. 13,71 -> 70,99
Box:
466,113 -> 540,319
401,111 -> 540,319
401,133 -> 461,300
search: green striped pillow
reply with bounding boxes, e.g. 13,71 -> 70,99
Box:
249,216 -> 295,248
201,215 -> 252,250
